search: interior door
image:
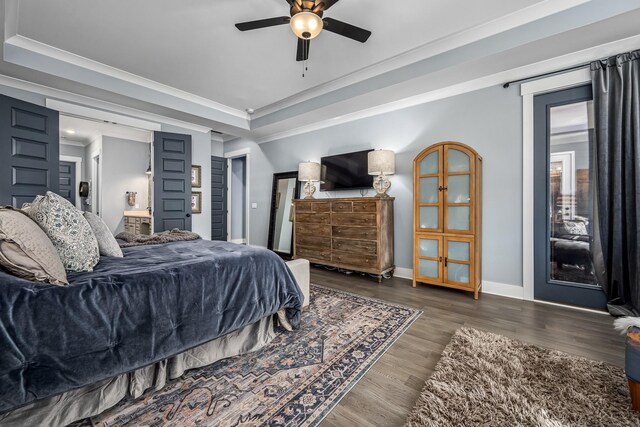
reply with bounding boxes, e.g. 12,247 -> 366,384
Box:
58,161 -> 76,206
444,145 -> 474,235
415,146 -> 443,232
211,156 -> 228,241
444,236 -> 474,288
533,84 -> 606,309
0,95 -> 59,207
153,131 -> 192,232
415,235 -> 443,283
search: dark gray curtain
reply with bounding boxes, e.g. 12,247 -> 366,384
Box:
591,49 -> 640,315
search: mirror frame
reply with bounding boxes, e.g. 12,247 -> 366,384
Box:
267,171 -> 301,259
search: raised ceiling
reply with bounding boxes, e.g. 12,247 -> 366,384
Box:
2,0 -> 640,142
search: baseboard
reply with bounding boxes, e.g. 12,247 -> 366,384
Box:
393,268 -> 524,300
229,238 -> 247,244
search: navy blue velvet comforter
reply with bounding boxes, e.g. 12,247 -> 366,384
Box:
0,240 -> 303,414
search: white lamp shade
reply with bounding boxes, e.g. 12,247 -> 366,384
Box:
368,150 -> 395,175
290,12 -> 323,40
298,162 -> 321,181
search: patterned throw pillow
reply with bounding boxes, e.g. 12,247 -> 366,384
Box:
27,192 -> 100,272
84,212 -> 123,257
0,207 -> 68,285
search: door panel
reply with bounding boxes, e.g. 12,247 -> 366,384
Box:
444,145 -> 474,234
0,95 -> 59,206
153,131 -> 192,232
444,236 -> 473,286
415,235 -> 442,282
533,85 -> 606,309
211,156 -> 228,241
415,146 -> 443,232
58,161 -> 76,206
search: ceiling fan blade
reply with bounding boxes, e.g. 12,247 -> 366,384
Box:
296,38 -> 310,61
319,0 -> 340,11
322,17 -> 371,43
235,16 -> 290,31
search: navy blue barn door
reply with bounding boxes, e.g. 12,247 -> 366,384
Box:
58,161 -> 76,206
153,131 -> 192,232
211,156 -> 228,241
0,95 -> 59,207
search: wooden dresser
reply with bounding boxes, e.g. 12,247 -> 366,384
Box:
292,197 -> 394,281
124,211 -> 152,235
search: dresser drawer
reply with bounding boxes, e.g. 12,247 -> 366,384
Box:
333,238 -> 377,254
332,250 -> 378,268
297,235 -> 331,248
297,246 -> 331,261
353,201 -> 377,213
296,212 -> 330,224
331,213 -> 376,226
332,201 -> 352,212
296,223 -> 331,237
295,202 -> 312,212
312,202 -> 331,212
332,225 -> 378,240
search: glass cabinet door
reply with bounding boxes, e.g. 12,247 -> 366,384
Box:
417,148 -> 442,231
445,237 -> 473,286
416,236 -> 442,281
445,147 -> 473,233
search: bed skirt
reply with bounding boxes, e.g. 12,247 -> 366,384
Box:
0,314 -> 276,427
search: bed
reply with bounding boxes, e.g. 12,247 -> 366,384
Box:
0,239 -> 304,425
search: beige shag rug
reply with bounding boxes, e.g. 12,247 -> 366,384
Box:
405,327 -> 640,427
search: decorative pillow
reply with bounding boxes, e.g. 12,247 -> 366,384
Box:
27,192 -> 100,272
84,212 -> 123,257
564,220 -> 588,236
0,207 -> 68,285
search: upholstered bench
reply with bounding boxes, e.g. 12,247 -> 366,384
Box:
286,258 -> 310,308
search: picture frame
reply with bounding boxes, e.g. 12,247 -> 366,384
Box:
191,191 -> 202,214
191,165 -> 202,188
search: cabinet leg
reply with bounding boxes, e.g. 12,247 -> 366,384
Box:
474,288 -> 479,300
412,279 -> 417,288
377,275 -> 382,284
630,378 -> 640,411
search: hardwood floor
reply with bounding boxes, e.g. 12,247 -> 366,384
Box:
312,267 -> 625,427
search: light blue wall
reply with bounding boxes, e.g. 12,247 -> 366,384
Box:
225,84 -> 524,286
230,157 -> 246,240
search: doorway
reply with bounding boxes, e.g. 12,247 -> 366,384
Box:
533,84 -> 606,309
225,149 -> 250,244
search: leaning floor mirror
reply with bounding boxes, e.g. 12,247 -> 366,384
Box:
268,171 -> 301,259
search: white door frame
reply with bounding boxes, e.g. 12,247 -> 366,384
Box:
225,148 -> 251,244
59,154 -> 83,209
521,68 -> 591,301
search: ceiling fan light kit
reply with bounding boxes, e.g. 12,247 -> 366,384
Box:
235,0 -> 371,69
290,11 -> 323,39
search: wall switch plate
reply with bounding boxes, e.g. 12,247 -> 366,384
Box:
251,203 -> 258,209
135,204 -> 139,209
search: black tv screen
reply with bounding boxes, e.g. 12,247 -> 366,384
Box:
320,149 -> 373,191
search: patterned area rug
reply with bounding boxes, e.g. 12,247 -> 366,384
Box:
80,284 -> 421,426
405,327 -> 640,427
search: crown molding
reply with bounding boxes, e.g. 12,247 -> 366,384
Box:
0,73 -> 213,134
59,139 -> 88,148
3,35 -> 250,127
253,34 -> 640,144
250,0 -> 590,120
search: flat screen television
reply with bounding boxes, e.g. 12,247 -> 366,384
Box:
320,149 -> 373,191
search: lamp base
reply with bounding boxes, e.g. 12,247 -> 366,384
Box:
373,174 -> 391,197
303,180 -> 316,199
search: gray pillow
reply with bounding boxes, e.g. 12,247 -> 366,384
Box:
0,207 -> 68,285
84,212 -> 123,257
27,192 -> 100,272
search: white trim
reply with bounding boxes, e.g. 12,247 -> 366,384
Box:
521,68 -> 591,302
225,149 -> 251,245
4,35 -> 246,120
0,74 -> 213,134
59,139 -> 87,148
59,154 -> 83,209
393,267 -> 413,280
47,99 -> 160,133
550,151 -> 576,220
251,0 -> 589,119
229,238 -> 247,245
482,281 -> 525,300
534,299 -> 608,315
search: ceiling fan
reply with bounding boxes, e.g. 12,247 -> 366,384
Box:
235,0 -> 372,62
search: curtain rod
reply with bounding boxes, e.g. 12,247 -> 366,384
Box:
502,63 -> 590,88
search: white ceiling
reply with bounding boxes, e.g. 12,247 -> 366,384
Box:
60,115 -> 152,146
2,0 -> 640,142
15,0 -> 543,111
